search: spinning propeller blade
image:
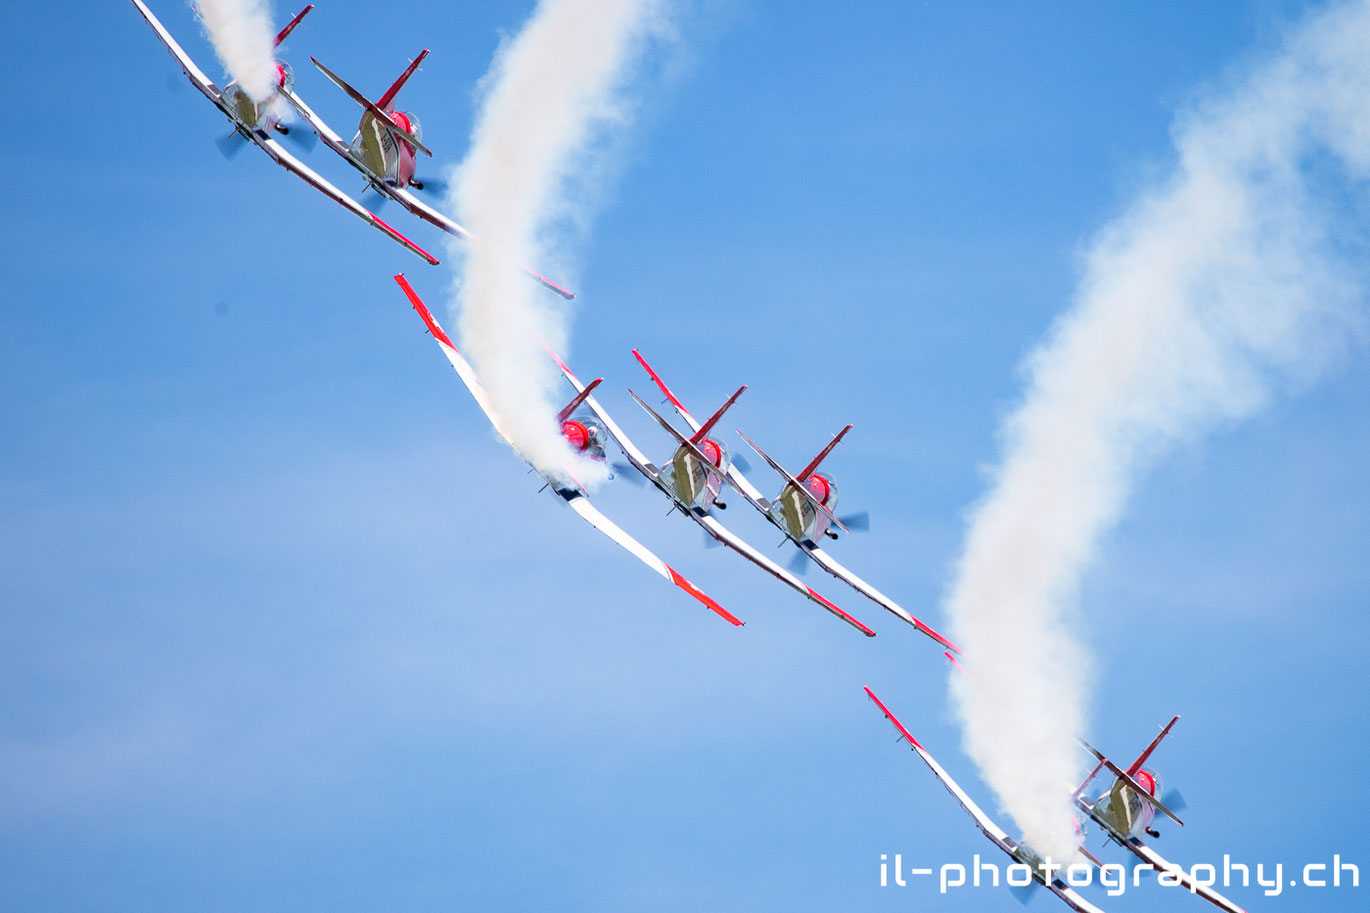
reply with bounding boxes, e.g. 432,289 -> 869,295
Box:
836,510 -> 870,532
215,130 -> 247,159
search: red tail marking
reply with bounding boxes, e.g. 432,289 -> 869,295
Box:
273,4 -> 313,48
394,274 -> 454,349
666,566 -> 743,626
376,49 -> 429,110
796,424 -> 853,483
863,687 -> 923,749
689,385 -> 746,445
556,377 -> 602,424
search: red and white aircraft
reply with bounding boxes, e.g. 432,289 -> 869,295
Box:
283,51 -> 575,299
394,275 -> 740,627
632,351 -> 959,650
130,0 -> 439,265
1074,719 -> 1249,913
543,353 -> 876,636
865,687 -> 1110,913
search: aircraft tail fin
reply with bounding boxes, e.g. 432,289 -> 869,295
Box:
376,50 -> 429,110
689,386 -> 746,445
795,424 -> 853,482
1126,715 -> 1180,776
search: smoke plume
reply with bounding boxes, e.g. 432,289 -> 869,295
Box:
448,0 -> 668,482
196,0 -> 279,103
946,0 -> 1370,863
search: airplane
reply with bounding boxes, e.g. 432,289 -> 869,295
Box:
541,352 -> 877,636
394,274 -> 741,627
283,51 -> 575,299
631,350 -> 960,652
1073,719 -> 1249,913
129,0 -> 440,265
864,686 -> 1111,913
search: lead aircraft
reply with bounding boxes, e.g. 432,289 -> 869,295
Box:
130,0 -> 439,264
394,275 -> 740,627
285,51 -> 575,299
1074,719 -> 1249,913
631,351 -> 958,651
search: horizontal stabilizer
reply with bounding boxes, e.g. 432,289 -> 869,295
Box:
311,56 -> 432,156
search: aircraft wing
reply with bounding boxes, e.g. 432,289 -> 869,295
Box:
865,687 -> 1018,852
250,134 -> 439,264
1121,839 -> 1249,913
802,543 -> 960,652
131,0 -> 223,106
394,275 -> 741,627
865,687 -> 1111,913
693,511 -> 874,636
281,89 -> 575,300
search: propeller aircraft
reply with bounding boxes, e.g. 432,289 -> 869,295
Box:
129,0 -> 439,264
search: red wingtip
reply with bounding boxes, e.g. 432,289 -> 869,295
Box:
667,566 -> 743,626
393,274 -> 455,349
374,216 -> 439,265
863,686 -> 922,749
805,586 -> 876,636
918,620 -> 963,656
632,349 -> 689,413
944,651 -> 968,678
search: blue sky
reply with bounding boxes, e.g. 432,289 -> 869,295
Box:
2,1 -> 1367,911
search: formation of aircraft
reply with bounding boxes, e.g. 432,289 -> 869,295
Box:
394,274 -> 740,627
543,351 -> 885,636
132,6 -> 1263,910
630,350 -> 961,652
131,0 -> 441,264
131,1 -> 570,296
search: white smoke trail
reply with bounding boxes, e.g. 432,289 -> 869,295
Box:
448,0 -> 668,482
946,0 -> 1370,863
196,0 -> 279,103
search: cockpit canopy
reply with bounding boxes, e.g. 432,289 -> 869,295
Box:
562,416 -> 607,460
275,60 -> 294,92
699,438 -> 730,471
806,473 -> 838,507
394,111 -> 421,143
